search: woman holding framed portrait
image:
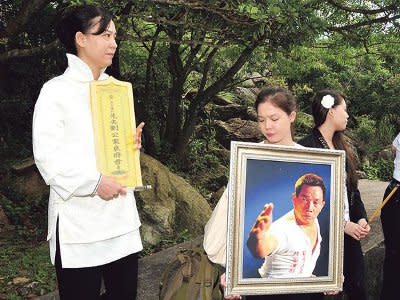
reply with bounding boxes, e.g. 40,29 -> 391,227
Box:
299,90 -> 370,300
203,87 -> 324,300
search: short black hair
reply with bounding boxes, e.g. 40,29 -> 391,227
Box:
56,5 -> 112,54
295,173 -> 326,201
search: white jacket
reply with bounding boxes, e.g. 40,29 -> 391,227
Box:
33,54 -> 142,267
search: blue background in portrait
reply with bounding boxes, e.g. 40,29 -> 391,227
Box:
242,159 -> 331,278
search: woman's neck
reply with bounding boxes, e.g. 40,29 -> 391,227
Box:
317,123 -> 335,149
77,54 -> 101,80
265,138 -> 296,147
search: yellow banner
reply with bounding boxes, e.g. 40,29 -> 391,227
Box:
90,77 -> 143,188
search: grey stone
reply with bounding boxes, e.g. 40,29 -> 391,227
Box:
214,118 -> 264,149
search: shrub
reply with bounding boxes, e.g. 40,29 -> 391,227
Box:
362,158 -> 394,181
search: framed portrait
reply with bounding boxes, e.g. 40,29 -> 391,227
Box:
225,141 -> 345,296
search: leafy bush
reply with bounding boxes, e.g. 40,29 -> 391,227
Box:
0,240 -> 56,299
352,114 -> 396,181
362,158 -> 394,181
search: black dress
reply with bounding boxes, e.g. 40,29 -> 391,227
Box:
380,177 -> 400,300
298,128 -> 368,300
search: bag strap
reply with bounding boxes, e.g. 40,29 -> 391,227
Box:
178,252 -> 193,279
195,252 -> 216,300
159,251 -> 190,300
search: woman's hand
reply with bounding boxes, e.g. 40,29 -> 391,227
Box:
357,218 -> 371,235
97,175 -> 126,200
134,122 -> 145,149
324,274 -> 344,295
344,220 -> 370,240
220,273 -> 241,300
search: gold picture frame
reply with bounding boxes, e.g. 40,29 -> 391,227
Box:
225,142 -> 345,296
90,76 -> 142,188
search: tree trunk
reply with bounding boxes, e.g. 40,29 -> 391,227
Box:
0,0 -> 52,38
176,36 -> 266,157
164,42 -> 185,146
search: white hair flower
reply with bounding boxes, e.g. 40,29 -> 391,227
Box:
321,95 -> 335,109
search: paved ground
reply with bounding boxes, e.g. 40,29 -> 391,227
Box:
358,179 -> 388,252
38,179 -> 389,300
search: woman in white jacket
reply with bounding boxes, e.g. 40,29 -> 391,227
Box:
32,5 -> 144,300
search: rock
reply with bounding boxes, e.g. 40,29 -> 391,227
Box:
245,107 -> 258,121
235,87 -> 258,105
209,186 -> 226,208
249,72 -> 266,87
212,94 -> 234,106
209,104 -> 258,122
6,161 -> 49,205
12,277 -> 30,285
136,153 -> 212,246
210,104 -> 248,121
0,200 -> 10,231
11,158 -> 35,173
137,236 -> 204,300
377,147 -> 394,161
214,118 -> 264,149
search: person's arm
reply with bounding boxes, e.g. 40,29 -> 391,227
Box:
345,189 -> 370,240
349,189 -> 367,222
391,144 -> 397,154
393,133 -> 400,152
204,189 -> 242,299
246,203 -> 278,258
219,273 -> 242,300
204,188 -> 229,266
33,83 -> 104,201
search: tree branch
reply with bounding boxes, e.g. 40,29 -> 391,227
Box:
326,0 -> 399,15
152,0 -> 258,25
0,40 -> 59,63
0,0 -> 52,38
329,14 -> 400,32
197,47 -> 218,94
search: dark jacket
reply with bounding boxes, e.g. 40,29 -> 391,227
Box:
298,128 -> 367,222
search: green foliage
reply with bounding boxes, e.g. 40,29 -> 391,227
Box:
362,159 -> 394,182
351,114 -> 396,181
0,240 -> 56,299
352,115 -> 396,157
0,176 -> 48,242
294,111 -> 313,138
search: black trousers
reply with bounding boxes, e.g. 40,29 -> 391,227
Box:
380,179 -> 400,300
55,222 -> 139,300
342,234 -> 367,300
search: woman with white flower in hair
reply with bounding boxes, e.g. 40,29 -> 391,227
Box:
298,90 -> 370,300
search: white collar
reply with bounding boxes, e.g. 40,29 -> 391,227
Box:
64,53 -> 108,82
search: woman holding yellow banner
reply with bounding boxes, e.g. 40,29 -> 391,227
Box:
32,4 -> 144,300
